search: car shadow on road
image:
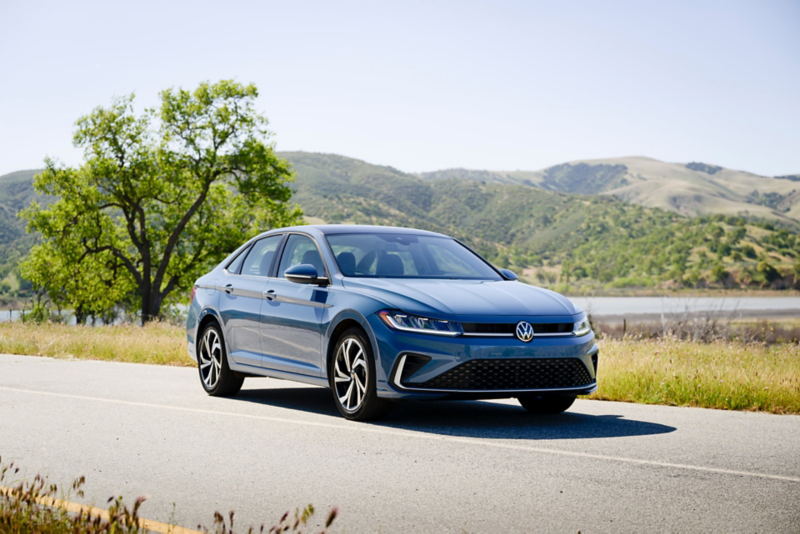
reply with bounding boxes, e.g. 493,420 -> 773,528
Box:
233,386 -> 677,440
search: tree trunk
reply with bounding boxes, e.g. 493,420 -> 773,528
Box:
74,305 -> 86,326
141,291 -> 163,324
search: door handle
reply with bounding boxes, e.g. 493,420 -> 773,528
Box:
224,284 -> 233,294
263,289 -> 276,300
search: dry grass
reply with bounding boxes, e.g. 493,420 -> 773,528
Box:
1,322 -> 799,414
595,317 -> 800,345
0,321 -> 193,366
591,338 -> 800,414
0,457 -> 338,533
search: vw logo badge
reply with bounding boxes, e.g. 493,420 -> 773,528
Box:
515,321 -> 534,342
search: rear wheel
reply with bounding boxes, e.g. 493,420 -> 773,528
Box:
517,394 -> 576,414
330,328 -> 392,421
198,323 -> 244,397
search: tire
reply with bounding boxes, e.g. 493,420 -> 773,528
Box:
517,394 -> 576,415
330,327 -> 392,421
197,322 -> 244,397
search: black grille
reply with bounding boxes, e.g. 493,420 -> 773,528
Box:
461,323 -> 573,335
417,358 -> 594,390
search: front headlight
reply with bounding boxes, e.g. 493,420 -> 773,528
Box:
378,311 -> 462,336
573,318 -> 592,337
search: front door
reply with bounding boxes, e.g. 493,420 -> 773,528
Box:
259,234 -> 328,376
218,234 -> 282,369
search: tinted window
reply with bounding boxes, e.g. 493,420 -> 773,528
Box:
277,235 -> 326,278
225,246 -> 250,274
240,235 -> 283,277
326,233 -> 501,280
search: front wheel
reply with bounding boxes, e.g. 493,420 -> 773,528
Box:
198,323 -> 244,397
330,328 -> 392,421
517,394 -> 576,415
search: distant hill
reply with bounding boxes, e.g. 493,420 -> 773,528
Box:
0,170 -> 46,285
283,152 -> 798,291
1,153 -> 798,303
419,156 -> 800,225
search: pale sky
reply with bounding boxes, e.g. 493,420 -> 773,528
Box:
1,0 -> 798,177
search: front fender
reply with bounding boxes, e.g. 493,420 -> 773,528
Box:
322,290 -> 387,384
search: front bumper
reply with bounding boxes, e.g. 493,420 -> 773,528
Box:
368,314 -> 599,400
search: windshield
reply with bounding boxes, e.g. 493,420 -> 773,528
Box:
325,233 -> 502,280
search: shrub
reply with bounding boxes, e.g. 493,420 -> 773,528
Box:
756,260 -> 780,284
710,262 -> 728,283
21,304 -> 49,324
605,276 -> 655,289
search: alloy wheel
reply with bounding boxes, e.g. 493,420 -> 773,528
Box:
199,328 -> 222,390
334,337 -> 368,413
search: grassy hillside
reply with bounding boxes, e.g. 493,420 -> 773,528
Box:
285,152 -> 799,292
0,169 -> 46,303
420,156 -> 800,225
2,153 -> 799,308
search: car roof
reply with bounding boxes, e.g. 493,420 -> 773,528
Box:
259,224 -> 449,238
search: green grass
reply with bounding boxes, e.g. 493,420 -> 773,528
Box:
2,322 -> 799,414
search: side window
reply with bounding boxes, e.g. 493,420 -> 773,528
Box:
240,235 -> 283,277
277,235 -> 326,278
225,246 -> 250,274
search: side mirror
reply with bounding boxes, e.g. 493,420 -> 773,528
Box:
285,264 -> 327,285
499,268 -> 518,281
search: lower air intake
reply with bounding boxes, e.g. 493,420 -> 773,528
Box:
418,358 -> 594,390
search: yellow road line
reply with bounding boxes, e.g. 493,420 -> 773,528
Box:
0,485 -> 202,534
1,385 -> 799,484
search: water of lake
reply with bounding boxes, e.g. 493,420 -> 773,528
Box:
3,297 -> 800,324
569,296 -> 800,321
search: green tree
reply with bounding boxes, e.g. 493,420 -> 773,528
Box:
22,80 -> 301,323
707,224 -> 724,240
710,262 -> 728,283
756,260 -> 780,285
728,226 -> 747,245
20,239 -> 134,324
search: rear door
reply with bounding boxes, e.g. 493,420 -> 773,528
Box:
218,234 -> 283,369
259,233 -> 330,376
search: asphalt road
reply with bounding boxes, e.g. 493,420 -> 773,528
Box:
1,354 -> 798,533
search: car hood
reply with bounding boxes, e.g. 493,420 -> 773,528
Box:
342,278 -> 581,318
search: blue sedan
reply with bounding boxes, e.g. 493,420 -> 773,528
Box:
187,225 -> 598,420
